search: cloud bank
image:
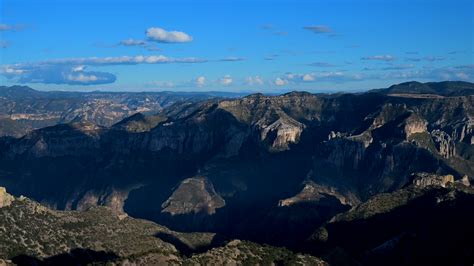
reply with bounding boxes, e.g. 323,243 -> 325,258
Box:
1,55 -> 206,85
146,27 -> 193,43
1,65 -> 116,85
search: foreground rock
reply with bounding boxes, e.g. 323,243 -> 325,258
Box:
308,182 -> 474,266
0,187 -> 324,265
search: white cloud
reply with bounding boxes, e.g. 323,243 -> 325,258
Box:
146,27 -> 192,43
0,66 -> 25,75
195,76 -> 206,87
72,65 -> 86,72
302,74 -> 315,81
455,72 -> 469,79
282,71 -> 363,83
119,38 -> 147,46
274,77 -> 288,86
6,55 -> 207,67
0,55 -> 207,86
219,57 -> 245,62
245,76 -> 264,86
66,73 -> 99,82
219,75 -> 233,86
379,66 -> 474,81
361,55 -> 395,61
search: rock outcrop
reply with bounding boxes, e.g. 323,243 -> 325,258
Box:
412,172 -> 454,188
403,113 -> 428,137
257,117 -> 305,152
431,129 -> 456,158
0,187 -> 14,208
161,177 -> 225,215
279,182 -> 354,207
457,175 -> 471,187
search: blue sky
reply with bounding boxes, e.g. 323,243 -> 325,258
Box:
0,0 -> 473,92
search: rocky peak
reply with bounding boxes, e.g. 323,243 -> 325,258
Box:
0,187 -> 14,208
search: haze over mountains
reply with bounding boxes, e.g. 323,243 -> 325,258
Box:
0,86 -> 246,138
0,81 -> 473,265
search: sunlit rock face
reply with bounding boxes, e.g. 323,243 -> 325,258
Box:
412,172 -> 454,188
256,117 -> 305,152
431,130 -> 456,159
278,181 -> 354,207
0,187 -> 14,208
161,177 -> 225,216
403,113 -> 427,138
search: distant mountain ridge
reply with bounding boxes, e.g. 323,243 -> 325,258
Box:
0,86 -> 246,137
370,81 -> 474,96
1,81 -> 473,138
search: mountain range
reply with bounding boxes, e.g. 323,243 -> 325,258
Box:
0,81 -> 473,265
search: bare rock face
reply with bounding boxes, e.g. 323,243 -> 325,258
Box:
71,188 -> 134,214
458,175 -> 471,187
412,173 -> 454,188
219,93 -> 310,152
279,182 -> 355,207
326,138 -> 367,170
257,117 -> 305,152
431,130 -> 456,158
370,103 -> 408,129
0,187 -> 14,208
454,121 -> 473,143
403,113 -> 427,138
161,177 -> 225,216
